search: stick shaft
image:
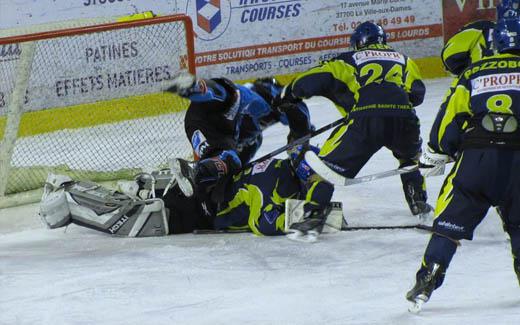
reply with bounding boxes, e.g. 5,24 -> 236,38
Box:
246,117 -> 347,168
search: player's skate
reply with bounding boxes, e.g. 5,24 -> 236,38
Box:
286,205 -> 331,243
406,262 -> 444,313
169,157 -> 197,197
412,201 -> 433,223
404,181 -> 433,223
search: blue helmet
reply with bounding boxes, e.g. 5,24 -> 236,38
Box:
252,77 -> 283,106
497,0 -> 520,19
493,18 -> 520,53
350,22 -> 387,50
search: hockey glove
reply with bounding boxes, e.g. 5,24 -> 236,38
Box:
165,72 -> 197,97
289,145 -> 320,182
420,145 -> 451,177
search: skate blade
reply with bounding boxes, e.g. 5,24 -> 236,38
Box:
286,230 -> 319,243
169,159 -> 194,197
408,297 -> 426,314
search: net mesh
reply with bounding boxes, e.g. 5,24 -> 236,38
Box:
0,17 -> 193,195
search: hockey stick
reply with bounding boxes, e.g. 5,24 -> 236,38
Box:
245,116 -> 348,168
305,151 -> 419,186
194,224 -> 433,234
341,224 -> 432,232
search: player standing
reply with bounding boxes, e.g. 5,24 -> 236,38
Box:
406,16 -> 520,313
279,21 -> 430,242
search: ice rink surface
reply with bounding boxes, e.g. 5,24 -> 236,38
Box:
1,78 -> 519,325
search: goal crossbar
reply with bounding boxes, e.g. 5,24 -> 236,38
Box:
0,15 -> 196,72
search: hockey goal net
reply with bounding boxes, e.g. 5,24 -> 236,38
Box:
0,14 -> 196,205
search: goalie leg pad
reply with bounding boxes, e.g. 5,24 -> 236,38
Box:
40,187 -> 72,229
40,175 -> 170,237
39,173 -> 74,229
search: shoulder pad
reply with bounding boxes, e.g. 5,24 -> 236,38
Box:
460,20 -> 495,32
211,77 -> 239,108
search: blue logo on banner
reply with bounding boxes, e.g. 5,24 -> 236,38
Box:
196,0 -> 222,33
186,0 -> 232,41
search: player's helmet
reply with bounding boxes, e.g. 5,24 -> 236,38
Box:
350,22 -> 387,50
493,18 -> 520,53
497,0 -> 520,19
252,77 -> 283,106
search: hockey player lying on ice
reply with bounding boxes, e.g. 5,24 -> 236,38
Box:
39,153 -> 344,238
39,73 -> 319,237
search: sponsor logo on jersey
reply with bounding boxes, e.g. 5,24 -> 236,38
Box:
353,50 -> 405,65
263,209 -> 280,225
192,130 -> 210,158
252,158 -> 273,175
324,160 -> 346,174
437,220 -> 465,232
471,73 -> 520,96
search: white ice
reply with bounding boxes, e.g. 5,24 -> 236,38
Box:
1,78 -> 518,325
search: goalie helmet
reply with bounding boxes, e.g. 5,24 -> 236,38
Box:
494,17 -> 520,53
350,21 -> 387,50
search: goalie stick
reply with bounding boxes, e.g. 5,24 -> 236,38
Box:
304,151 -> 419,186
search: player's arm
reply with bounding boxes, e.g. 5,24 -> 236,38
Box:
404,57 -> 426,106
441,21 -> 494,75
281,59 -> 356,139
428,76 -> 473,157
289,59 -> 357,105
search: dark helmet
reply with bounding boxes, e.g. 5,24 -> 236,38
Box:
252,77 -> 283,106
350,21 -> 387,50
497,0 -> 520,19
493,18 -> 520,53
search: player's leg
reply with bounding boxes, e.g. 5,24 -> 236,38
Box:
406,151 -> 491,309
287,118 -> 379,241
387,116 -> 432,217
214,159 -> 300,235
39,174 -> 170,237
497,155 -> 520,286
501,208 -> 520,286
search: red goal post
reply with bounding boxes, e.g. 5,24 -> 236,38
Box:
0,14 -> 196,207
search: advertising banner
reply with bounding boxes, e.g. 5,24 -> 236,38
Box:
176,0 -> 444,79
0,21 -> 188,114
0,0 -> 178,29
442,0 -> 497,41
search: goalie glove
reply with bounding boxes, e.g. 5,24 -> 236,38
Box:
165,71 -> 197,97
420,145 -> 451,177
